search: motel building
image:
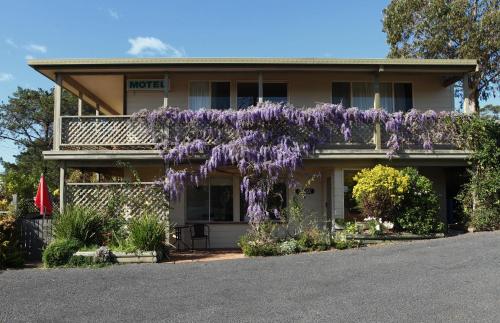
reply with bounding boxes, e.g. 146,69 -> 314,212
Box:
29,57 -> 477,248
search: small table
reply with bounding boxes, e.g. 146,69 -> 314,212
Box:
174,225 -> 191,250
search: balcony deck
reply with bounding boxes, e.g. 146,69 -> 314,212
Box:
45,115 -> 468,162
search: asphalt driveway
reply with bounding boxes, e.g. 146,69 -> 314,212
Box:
1,232 -> 499,323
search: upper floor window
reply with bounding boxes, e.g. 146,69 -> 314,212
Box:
189,81 -> 230,111
237,82 -> 288,109
332,82 -> 351,107
394,83 -> 413,112
264,83 -> 288,104
332,82 -> 412,112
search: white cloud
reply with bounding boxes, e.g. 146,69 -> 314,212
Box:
5,38 -> 17,48
25,54 -> 35,60
127,36 -> 185,57
108,9 -> 119,20
26,43 -> 47,53
0,73 -> 13,82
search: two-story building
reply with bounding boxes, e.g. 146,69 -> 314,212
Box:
29,58 -> 477,248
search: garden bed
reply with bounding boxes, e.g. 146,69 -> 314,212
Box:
346,232 -> 445,244
74,250 -> 160,263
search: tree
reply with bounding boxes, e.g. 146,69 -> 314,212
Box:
481,104 -> 500,118
0,87 -> 78,201
382,0 -> 500,112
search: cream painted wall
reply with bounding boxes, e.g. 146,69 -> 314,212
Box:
125,71 -> 455,114
165,163 -> 451,248
127,91 -> 164,114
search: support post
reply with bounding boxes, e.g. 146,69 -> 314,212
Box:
258,72 -> 263,104
463,75 -> 476,114
96,104 -> 100,116
77,91 -> 83,116
373,72 -> 382,150
59,161 -> 66,213
333,169 -> 344,222
233,176 -> 240,222
163,74 -> 169,107
53,73 -> 62,151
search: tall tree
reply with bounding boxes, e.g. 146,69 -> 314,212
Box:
382,0 -> 500,112
0,87 -> 78,200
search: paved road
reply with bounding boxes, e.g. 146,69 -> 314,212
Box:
1,232 -> 499,323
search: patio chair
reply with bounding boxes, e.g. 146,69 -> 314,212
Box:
190,224 -> 210,250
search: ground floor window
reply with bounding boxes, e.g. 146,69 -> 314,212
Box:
186,178 -> 233,222
240,183 -> 287,222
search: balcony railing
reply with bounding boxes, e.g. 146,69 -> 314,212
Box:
60,116 -> 155,149
58,115 -> 457,152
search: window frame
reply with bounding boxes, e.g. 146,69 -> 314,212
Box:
188,80 -> 231,110
331,81 -> 414,112
185,177 -> 235,223
236,80 -> 289,108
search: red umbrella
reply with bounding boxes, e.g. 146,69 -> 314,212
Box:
34,174 -> 53,216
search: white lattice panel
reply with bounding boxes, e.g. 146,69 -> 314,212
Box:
66,183 -> 168,220
61,117 -> 154,147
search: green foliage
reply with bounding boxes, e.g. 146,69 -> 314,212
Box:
238,221 -> 280,256
469,207 -> 500,231
333,232 -> 361,250
352,165 -> 410,220
396,168 -> 444,235
53,205 -> 105,246
238,235 -> 280,256
296,227 -> 331,251
66,255 -> 95,267
279,239 -> 299,255
454,116 -> 500,230
42,239 -> 81,268
65,255 -> 110,268
344,221 -> 359,235
128,213 -> 167,251
0,87 -> 85,204
383,0 -> 499,105
0,215 -> 24,268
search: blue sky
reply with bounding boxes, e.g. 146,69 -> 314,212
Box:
0,0 -> 498,170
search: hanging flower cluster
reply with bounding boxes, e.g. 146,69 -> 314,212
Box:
133,103 -> 463,224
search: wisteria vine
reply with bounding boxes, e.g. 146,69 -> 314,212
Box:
133,103 -> 465,224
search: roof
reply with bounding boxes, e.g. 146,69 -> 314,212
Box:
28,57 -> 478,69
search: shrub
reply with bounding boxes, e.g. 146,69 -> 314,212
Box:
344,221 -> 359,235
352,165 -> 410,221
238,234 -> 280,256
279,239 -> 299,255
0,215 -> 24,268
128,213 -> 167,251
333,232 -> 361,250
395,168 -> 444,235
452,114 -> 499,231
42,239 -> 81,268
66,255 -> 95,267
296,227 -> 331,251
53,205 -> 105,246
469,207 -> 500,231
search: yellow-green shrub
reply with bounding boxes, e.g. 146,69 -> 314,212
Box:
352,165 -> 410,220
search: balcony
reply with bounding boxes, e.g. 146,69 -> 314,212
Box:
47,115 -> 466,161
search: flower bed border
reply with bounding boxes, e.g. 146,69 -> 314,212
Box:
74,250 -> 159,263
346,232 -> 445,242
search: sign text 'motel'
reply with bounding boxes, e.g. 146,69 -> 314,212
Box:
127,79 -> 166,91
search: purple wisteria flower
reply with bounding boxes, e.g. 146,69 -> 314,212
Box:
133,102 -> 457,224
